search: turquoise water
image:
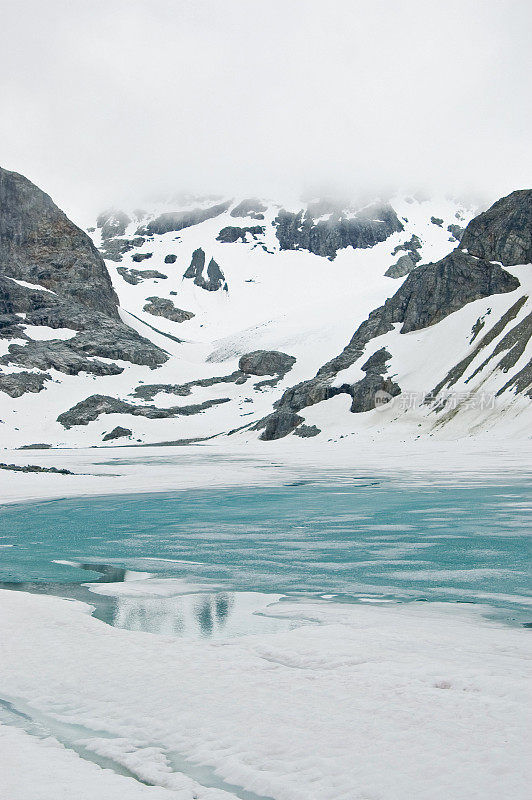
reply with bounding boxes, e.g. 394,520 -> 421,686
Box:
0,478 -> 530,624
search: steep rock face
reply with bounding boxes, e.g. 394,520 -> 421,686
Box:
0,167 -> 119,317
320,251 -> 519,377
262,239 -> 521,436
140,201 -> 231,236
273,203 -> 403,259
0,276 -> 168,368
460,189 -> 532,265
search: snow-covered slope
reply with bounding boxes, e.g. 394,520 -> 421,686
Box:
1,172 -> 530,450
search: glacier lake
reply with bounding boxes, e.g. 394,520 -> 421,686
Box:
1,476 -> 530,630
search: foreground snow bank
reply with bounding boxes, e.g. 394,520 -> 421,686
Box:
0,590 -> 529,800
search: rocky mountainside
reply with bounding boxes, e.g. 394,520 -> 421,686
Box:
0,167 -> 530,449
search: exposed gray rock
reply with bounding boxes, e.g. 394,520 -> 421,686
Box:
273,203 -> 403,259
96,209 -> 131,239
263,246 -> 519,437
429,296 -> 527,397
102,426 -> 132,441
387,234 -> 422,276
385,254 -> 417,278
164,254 -> 177,263
447,224 -> 464,242
391,234 -> 422,257
0,276 -> 168,368
460,190 -> 532,265
183,248 -> 227,291
430,216 -> 444,227
132,370 -> 246,400
217,226 -> 265,243
0,166 -> 119,317
293,424 -> 321,438
132,252 -> 152,262
238,350 -> 296,376
139,201 -> 231,236
17,443 -> 52,449
143,297 -> 195,323
497,359 -> 532,398
0,462 -> 73,474
116,267 -> 167,285
230,199 -> 267,219
0,370 -> 50,397
257,410 -> 304,441
1,341 -> 123,376
99,237 -> 145,262
57,394 -> 231,428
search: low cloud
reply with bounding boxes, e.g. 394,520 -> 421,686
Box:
1,0 -> 530,223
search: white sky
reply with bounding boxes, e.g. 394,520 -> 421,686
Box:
1,0 -> 531,223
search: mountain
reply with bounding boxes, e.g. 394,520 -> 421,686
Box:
0,167 -> 530,449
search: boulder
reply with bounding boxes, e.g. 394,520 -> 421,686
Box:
102,426 -> 132,441
238,350 -> 296,376
143,297 -> 195,323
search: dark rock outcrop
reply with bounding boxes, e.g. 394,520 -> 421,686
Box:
430,216 -> 444,227
0,167 -> 119,317
0,167 -> 168,372
132,252 -> 152,262
386,234 -> 422,278
239,350 -> 296,376
117,267 -> 167,285
460,189 -> 532,265
140,201 -> 231,236
257,410 -> 304,441
164,254 -> 177,264
217,226 -> 265,243
273,203 -> 403,259
143,297 -> 195,323
183,248 -> 227,291
385,254 -> 417,279
428,296 -> 528,398
57,394 -> 230,428
99,236 -> 145,262
260,244 -> 520,437
447,224 -> 464,242
102,426 -> 132,441
132,370 -> 247,401
1,340 -> 123,376
0,370 -> 50,397
230,199 -> 267,220
0,462 -> 73,475
293,424 -> 321,438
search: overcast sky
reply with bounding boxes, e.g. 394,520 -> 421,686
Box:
1,0 -> 531,222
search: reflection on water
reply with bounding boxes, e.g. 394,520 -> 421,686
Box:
102,589 -> 293,639
0,560 -> 295,639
